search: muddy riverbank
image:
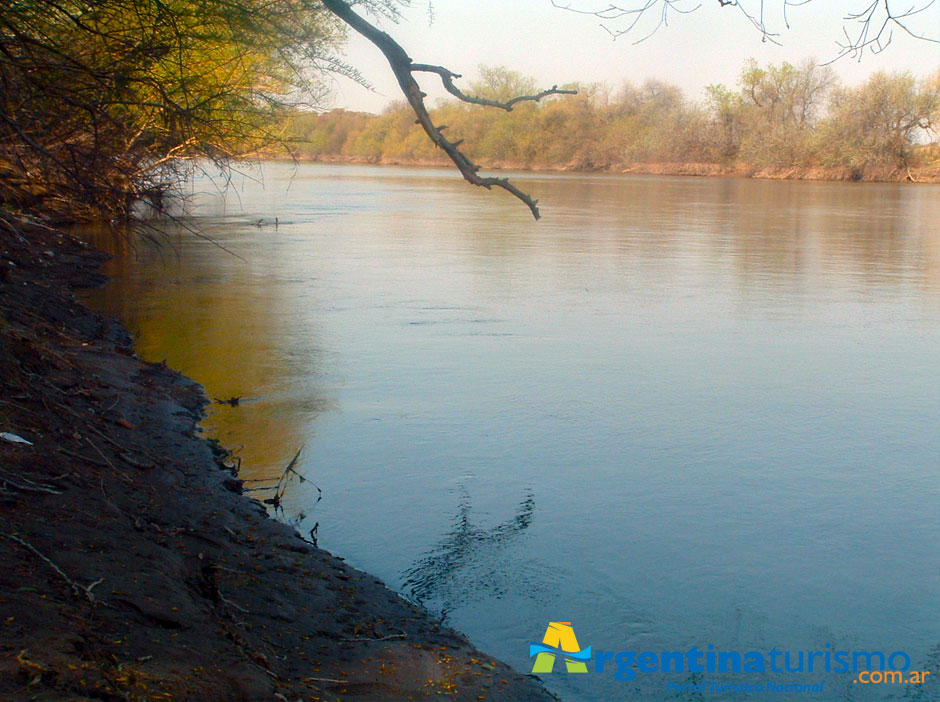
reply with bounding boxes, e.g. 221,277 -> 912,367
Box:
0,217 -> 556,701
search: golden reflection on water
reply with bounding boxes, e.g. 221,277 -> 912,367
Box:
73,166 -> 940,702
79,225 -> 326,483
76,170 -> 940,489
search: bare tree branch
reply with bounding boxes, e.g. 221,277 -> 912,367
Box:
322,0 -> 577,219
553,0 -> 939,53
833,0 -> 940,61
410,64 -> 576,111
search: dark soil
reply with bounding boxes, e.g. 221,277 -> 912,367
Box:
0,217 -> 557,702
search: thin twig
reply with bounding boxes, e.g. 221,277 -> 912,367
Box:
57,446 -> 109,468
0,467 -> 63,495
338,631 -> 407,643
2,532 -> 99,603
218,589 -> 249,613
85,437 -> 117,471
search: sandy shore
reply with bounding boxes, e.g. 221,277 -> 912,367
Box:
0,219 -> 557,701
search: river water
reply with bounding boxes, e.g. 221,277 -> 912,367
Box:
82,163 -> 939,701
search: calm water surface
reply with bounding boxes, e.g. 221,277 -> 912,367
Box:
83,164 -> 940,701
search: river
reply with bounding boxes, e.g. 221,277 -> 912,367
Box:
81,163 -> 940,701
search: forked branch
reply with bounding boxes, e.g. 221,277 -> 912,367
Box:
551,0 -> 780,44
410,64 -> 577,111
552,0 -> 939,52
834,0 -> 940,60
322,0 -> 577,219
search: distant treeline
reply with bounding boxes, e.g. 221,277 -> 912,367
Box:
284,61 -> 940,181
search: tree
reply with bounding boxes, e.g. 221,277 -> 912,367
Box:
469,66 -> 539,104
282,56 -> 939,180
0,0 -> 576,221
0,0 -> 359,220
735,58 -> 836,167
819,71 -> 940,175
3,0 -> 936,221
320,0 -> 938,218
704,83 -> 745,160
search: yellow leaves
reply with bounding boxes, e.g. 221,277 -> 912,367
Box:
0,0 -> 346,218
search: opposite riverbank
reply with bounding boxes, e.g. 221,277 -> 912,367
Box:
286,155 -> 940,184
0,218 -> 557,701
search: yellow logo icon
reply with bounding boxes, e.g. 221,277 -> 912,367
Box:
529,622 -> 591,674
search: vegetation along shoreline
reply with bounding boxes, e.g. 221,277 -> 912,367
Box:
280,60 -> 940,186
273,154 -> 940,183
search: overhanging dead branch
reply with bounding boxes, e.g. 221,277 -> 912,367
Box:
410,64 -> 576,111
322,0 -> 578,219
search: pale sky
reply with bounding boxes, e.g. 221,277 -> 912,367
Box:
326,0 -> 940,113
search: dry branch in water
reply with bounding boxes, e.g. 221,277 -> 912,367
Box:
322,0 -> 577,219
252,446 -> 322,515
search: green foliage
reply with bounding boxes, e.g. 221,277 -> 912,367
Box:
0,0 -> 356,219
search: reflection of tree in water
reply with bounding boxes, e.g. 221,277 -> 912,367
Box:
402,490 -> 540,621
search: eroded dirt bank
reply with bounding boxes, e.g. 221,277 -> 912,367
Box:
0,219 -> 556,702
